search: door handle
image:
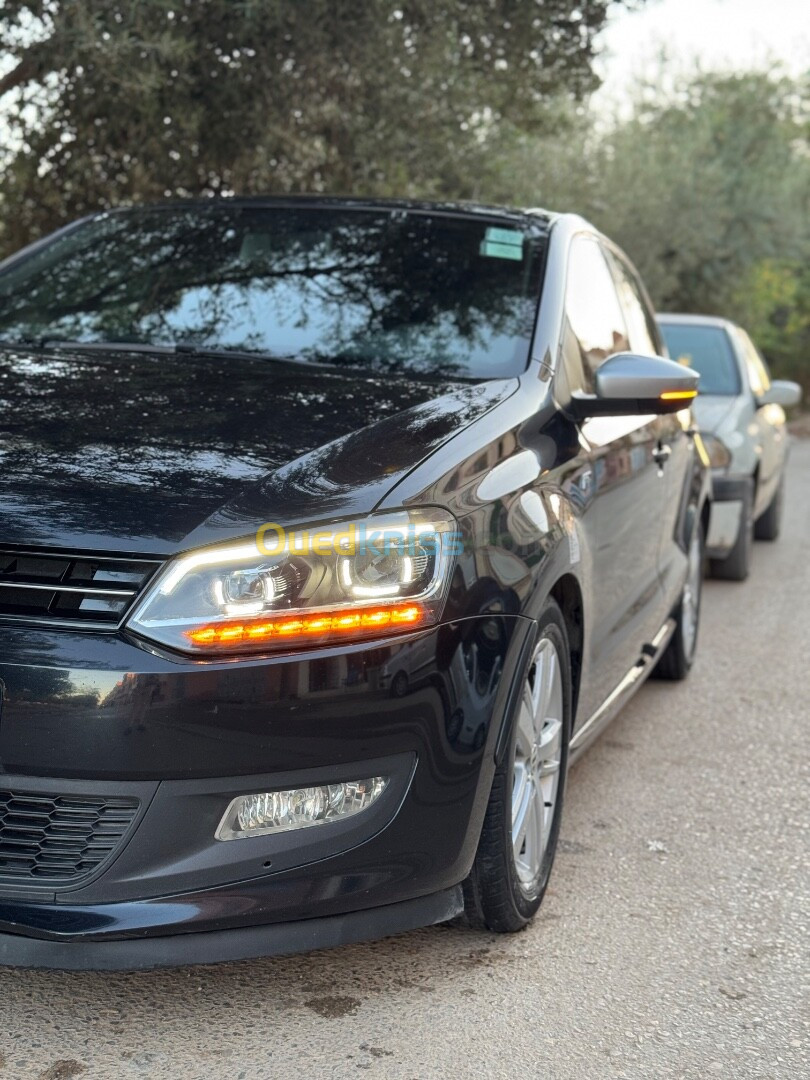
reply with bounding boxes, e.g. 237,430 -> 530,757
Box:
653,444 -> 672,470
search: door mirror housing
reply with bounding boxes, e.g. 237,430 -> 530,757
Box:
570,353 -> 700,418
757,379 -> 802,409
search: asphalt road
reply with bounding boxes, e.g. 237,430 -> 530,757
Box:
2,443 -> 808,1080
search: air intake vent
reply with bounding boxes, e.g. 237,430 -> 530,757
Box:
0,789 -> 139,885
0,548 -> 161,629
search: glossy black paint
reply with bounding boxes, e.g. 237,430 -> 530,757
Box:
0,199 -> 709,967
0,344 -> 515,551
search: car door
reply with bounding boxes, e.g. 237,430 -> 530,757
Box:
562,235 -> 670,716
733,327 -> 786,519
606,247 -> 692,612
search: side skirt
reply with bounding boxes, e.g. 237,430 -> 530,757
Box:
568,618 -> 676,762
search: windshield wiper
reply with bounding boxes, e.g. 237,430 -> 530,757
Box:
12,337 -> 345,372
170,343 -> 343,372
0,335 -> 53,351
0,336 -> 459,379
0,336 -> 167,354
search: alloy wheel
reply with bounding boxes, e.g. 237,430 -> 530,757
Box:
511,637 -> 564,894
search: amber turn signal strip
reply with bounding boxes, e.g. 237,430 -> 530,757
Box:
185,603 -> 426,648
660,389 -> 698,401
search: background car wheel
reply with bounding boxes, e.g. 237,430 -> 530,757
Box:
390,670 -> 409,698
754,476 -> 784,541
655,523 -> 704,681
462,600 -> 571,933
710,478 -> 753,581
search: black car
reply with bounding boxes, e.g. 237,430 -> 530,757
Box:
0,198 -> 709,969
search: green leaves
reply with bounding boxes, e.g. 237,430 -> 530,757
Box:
524,68 -> 810,386
0,0 -> 619,254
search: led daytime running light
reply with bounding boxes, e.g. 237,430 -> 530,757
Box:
185,603 -> 425,648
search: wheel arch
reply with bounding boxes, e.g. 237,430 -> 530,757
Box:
752,460 -> 760,497
493,572 -> 584,766
548,573 -> 584,725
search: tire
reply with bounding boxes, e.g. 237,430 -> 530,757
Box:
710,478 -> 753,581
390,670 -> 409,698
754,476 -> 783,541
655,522 -> 704,681
462,599 -> 572,933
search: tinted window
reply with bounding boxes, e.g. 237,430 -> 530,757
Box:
0,205 -> 547,379
659,324 -> 742,396
565,238 -> 629,391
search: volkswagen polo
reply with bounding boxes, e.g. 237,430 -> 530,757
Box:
659,313 -> 801,581
0,198 -> 709,968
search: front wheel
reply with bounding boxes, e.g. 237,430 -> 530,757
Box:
463,600 -> 571,933
710,478 -> 753,581
754,476 -> 784,541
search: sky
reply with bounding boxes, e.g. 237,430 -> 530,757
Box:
593,0 -> 809,111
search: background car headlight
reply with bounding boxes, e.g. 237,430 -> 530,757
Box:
126,509 -> 458,654
699,432 -> 732,470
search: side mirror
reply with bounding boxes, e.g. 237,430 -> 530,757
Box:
570,352 -> 700,418
757,379 -> 802,409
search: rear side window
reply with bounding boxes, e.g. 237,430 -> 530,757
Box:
658,324 -> 742,396
564,237 -> 629,392
734,328 -> 771,398
607,252 -> 662,357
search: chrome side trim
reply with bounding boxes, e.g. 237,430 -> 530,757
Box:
569,617 -> 676,759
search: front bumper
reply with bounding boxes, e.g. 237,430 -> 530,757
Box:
0,614 -> 529,968
0,885 -> 464,971
706,473 -> 751,558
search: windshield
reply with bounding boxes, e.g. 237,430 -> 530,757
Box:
0,204 -> 547,379
659,322 -> 741,396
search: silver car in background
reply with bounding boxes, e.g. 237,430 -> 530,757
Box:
658,314 -> 802,580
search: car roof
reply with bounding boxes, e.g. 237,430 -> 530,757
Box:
657,312 -> 738,332
101,195 -> 558,231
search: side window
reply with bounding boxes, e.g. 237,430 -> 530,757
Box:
564,237 -> 630,392
607,251 -> 662,357
736,328 -> 771,397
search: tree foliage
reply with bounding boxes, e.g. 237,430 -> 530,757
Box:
0,0 -> 622,253
732,259 -> 810,390
529,69 -> 810,385
2,8 -> 808,386
584,72 -> 809,311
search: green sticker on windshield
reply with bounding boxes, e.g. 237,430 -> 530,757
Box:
480,227 -> 524,261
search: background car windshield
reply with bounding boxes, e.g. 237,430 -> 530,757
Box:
659,323 -> 741,395
0,205 -> 546,379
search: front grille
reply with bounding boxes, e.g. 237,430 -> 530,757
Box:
0,548 -> 161,629
0,789 -> 139,884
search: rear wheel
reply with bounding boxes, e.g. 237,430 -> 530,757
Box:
710,478 -> 753,581
655,523 -> 704,681
463,600 -> 571,933
754,476 -> 784,541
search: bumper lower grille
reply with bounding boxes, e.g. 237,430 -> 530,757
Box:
0,789 -> 139,885
0,548 -> 161,629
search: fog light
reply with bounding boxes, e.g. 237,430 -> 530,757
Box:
215,776 -> 388,840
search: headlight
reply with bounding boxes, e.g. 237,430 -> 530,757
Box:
126,509 -> 458,655
699,433 -> 732,470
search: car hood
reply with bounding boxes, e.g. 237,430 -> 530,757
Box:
691,394 -> 739,434
0,347 -> 516,554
